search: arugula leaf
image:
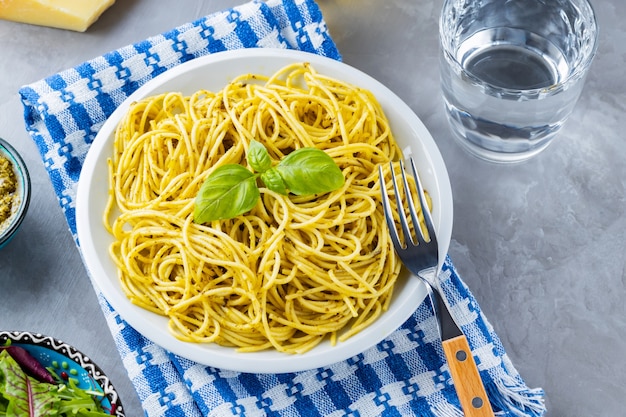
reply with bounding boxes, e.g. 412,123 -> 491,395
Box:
194,164 -> 260,223
56,377 -> 109,416
275,147 -> 345,195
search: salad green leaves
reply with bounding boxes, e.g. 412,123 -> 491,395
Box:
0,350 -> 111,417
194,140 -> 344,223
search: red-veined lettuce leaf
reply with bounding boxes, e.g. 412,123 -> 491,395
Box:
0,350 -> 57,416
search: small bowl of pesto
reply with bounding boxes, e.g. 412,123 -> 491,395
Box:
0,138 -> 31,249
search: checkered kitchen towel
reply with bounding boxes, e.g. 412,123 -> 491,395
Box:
18,0 -> 546,416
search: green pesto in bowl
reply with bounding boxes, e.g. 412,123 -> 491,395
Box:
0,153 -> 19,228
0,138 -> 31,248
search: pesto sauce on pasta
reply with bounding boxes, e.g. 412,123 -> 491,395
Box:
105,63 -> 426,353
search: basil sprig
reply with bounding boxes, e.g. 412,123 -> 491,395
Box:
194,140 -> 344,223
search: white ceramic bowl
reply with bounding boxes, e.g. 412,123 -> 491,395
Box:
76,49 -> 453,373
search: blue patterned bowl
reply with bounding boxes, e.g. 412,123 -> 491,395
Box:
0,330 -> 125,416
0,138 -> 31,249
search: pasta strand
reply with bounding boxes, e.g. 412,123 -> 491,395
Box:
105,62 -> 427,354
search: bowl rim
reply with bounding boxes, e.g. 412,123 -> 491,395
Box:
0,137 -> 31,246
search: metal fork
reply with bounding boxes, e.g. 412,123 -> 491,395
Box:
379,158 -> 494,417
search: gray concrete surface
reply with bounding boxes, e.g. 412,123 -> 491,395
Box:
1,1 -> 623,416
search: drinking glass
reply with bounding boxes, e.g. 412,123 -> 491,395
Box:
439,0 -> 598,163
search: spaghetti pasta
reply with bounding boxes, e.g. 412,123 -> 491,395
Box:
105,62 -> 428,353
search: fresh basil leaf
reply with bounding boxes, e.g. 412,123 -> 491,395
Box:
261,168 -> 288,195
276,148 -> 344,195
247,140 -> 272,173
194,164 -> 260,223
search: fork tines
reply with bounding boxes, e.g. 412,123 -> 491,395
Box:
378,157 -> 436,250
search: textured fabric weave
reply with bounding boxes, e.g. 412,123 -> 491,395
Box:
19,1 -> 546,416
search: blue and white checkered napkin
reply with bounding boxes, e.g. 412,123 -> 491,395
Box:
18,0 -> 546,415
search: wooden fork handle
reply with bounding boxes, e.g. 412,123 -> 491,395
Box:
442,335 -> 495,417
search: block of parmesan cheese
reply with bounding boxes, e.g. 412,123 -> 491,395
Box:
0,0 -> 115,32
